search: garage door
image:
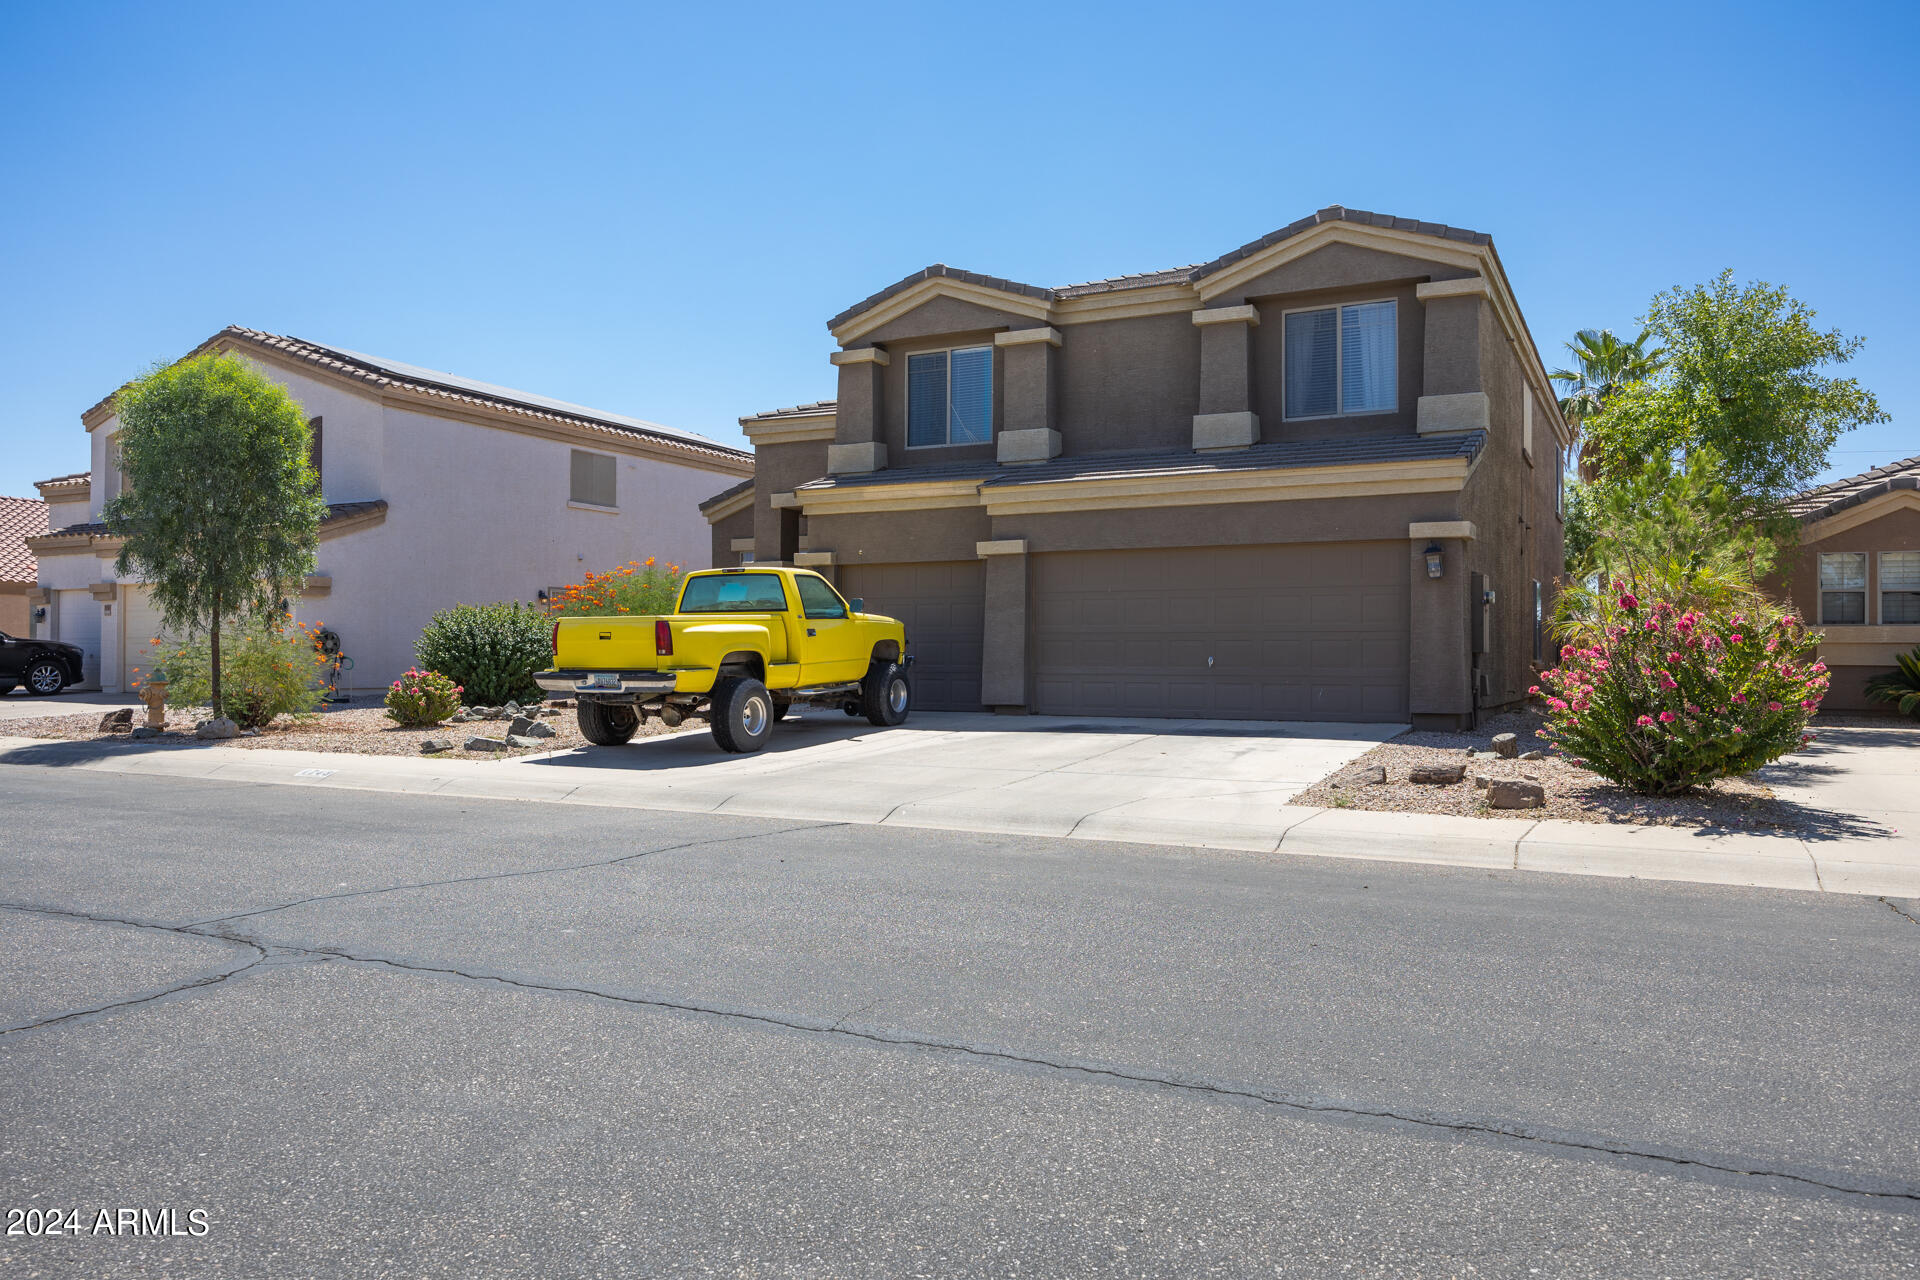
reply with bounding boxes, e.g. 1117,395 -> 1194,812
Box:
120,585 -> 173,691
53,588 -> 102,689
1031,543 -> 1408,722
836,561 -> 984,711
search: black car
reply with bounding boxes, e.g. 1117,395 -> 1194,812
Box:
0,631 -> 86,696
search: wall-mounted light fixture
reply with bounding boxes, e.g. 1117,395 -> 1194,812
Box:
1424,542 -> 1444,579
32,606 -> 47,622
536,588 -> 550,603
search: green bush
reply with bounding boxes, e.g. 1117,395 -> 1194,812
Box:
1863,645 -> 1920,718
1534,588 -> 1829,795
385,667 -> 463,727
413,602 -> 551,707
150,614 -> 329,729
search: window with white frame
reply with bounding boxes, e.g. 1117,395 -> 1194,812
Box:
907,346 -> 993,447
1283,300 -> 1396,419
1882,551 -> 1920,624
570,448 -> 616,508
1819,552 -> 1867,624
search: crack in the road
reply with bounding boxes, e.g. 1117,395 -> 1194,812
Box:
8,895 -> 1918,1209
1881,896 -> 1919,927
183,820 -> 838,928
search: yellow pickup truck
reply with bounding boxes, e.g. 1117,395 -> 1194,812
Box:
534,566 -> 913,753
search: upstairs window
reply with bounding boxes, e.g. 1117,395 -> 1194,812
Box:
1819,552 -> 1867,624
570,449 -> 616,508
1883,551 -> 1920,624
1283,300 -> 1396,419
907,346 -> 993,447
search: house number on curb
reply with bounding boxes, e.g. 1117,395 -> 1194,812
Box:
294,769 -> 335,779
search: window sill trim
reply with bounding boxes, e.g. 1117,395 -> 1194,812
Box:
567,501 -> 620,515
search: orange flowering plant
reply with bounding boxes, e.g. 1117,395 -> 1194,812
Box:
546,558 -> 684,617
385,668 -> 463,727
148,613 -> 332,729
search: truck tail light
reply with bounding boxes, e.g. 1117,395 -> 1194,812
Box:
655,620 -> 673,657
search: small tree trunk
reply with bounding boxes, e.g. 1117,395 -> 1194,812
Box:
210,592 -> 222,721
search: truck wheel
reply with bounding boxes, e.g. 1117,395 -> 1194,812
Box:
577,699 -> 640,745
711,677 -> 775,753
861,661 -> 911,727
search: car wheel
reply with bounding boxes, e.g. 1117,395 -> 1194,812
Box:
23,660 -> 66,696
861,661 -> 911,727
710,676 -> 774,754
576,698 -> 639,745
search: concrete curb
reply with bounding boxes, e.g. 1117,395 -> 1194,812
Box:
3,734 -> 1913,898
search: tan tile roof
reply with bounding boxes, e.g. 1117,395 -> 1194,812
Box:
1787,454 -> 1920,520
33,500 -> 386,547
698,476 -> 755,513
34,470 -> 90,491
739,400 -> 836,424
84,328 -> 752,467
827,205 -> 1494,330
0,495 -> 50,583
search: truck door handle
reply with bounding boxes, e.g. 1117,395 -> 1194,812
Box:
807,628 -> 817,637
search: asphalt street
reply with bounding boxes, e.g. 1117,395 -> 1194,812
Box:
1,764 -> 1915,1278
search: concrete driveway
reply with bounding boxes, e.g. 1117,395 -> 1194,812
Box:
509,710 -> 1400,846
0,688 -> 142,722
1759,721 -> 1920,887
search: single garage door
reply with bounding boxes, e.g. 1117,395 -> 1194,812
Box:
120,585 -> 173,691
836,561 -> 985,711
1031,543 -> 1408,722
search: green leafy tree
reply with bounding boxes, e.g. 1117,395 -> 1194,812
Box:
1549,327 -> 1666,476
1584,272 -> 1886,503
103,354 -> 325,719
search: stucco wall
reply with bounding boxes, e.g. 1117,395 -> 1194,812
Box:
1055,312 -> 1200,455
709,503 -> 754,567
1768,504 -> 1920,712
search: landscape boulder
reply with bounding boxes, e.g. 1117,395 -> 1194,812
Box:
195,717 -> 240,740
1351,764 -> 1387,786
520,721 -> 556,739
1491,733 -> 1519,758
505,734 -> 543,749
129,725 -> 159,741
508,715 -> 537,736
464,736 -> 510,752
1488,779 -> 1546,809
1519,750 -> 1546,761
98,707 -> 134,732
1410,764 -> 1466,785
420,738 -> 457,754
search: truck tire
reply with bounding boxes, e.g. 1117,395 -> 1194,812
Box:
861,661 -> 911,727
710,676 -> 775,753
577,699 -> 640,745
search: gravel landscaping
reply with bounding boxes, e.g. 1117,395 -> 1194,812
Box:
1293,708 -> 1826,833
7,701 -> 706,759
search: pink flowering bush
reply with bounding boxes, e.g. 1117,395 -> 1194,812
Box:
384,668 -> 463,727
1533,584 -> 1828,794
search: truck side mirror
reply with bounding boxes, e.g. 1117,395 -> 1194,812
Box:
848,598 -> 864,613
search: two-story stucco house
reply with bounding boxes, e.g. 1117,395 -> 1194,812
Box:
1771,453 -> 1920,712
705,206 -> 1570,728
26,327 -> 752,695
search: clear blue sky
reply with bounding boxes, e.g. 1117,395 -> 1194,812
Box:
2,1 -> 1914,501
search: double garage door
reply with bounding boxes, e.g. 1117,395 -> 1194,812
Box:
840,543 -> 1409,722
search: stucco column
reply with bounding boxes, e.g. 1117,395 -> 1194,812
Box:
828,347 -> 889,474
1414,278 -> 1490,435
1406,522 -> 1477,730
993,327 -> 1062,463
977,539 -> 1030,710
1191,305 -> 1259,450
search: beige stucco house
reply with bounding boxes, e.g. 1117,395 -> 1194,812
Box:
1772,453 -> 1920,712
27,327 -> 751,695
705,206 -> 1571,728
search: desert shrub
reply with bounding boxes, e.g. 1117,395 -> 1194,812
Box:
151,614 -> 329,729
414,602 -> 551,707
1534,586 -> 1829,794
1863,645 -> 1920,719
385,668 -> 463,727
547,557 -> 684,616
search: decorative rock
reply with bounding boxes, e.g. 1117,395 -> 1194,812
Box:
1491,733 -> 1519,758
450,708 -> 472,723
1519,750 -> 1546,761
503,701 -> 520,715
1410,764 -> 1467,785
520,721 -> 556,739
1473,773 -> 1490,789
464,736 -> 510,752
1353,764 -> 1387,786
98,707 -> 134,732
1471,751 -> 1499,761
508,715 -> 537,736
195,717 -> 240,740
1488,779 -> 1546,809
420,738 -> 457,753
505,734 -> 542,748
129,725 -> 159,741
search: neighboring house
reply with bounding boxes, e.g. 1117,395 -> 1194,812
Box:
0,494 -> 51,638
702,206 -> 1569,727
1773,453 -> 1920,712
26,327 -> 752,695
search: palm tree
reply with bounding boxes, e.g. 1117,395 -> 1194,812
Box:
1550,328 -> 1665,479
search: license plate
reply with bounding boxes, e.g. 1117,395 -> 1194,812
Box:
583,673 -> 621,690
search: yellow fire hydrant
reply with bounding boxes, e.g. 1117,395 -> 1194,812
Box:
139,677 -> 168,730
